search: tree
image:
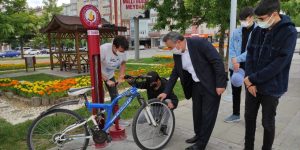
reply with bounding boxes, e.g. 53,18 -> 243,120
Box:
146,0 -> 193,32
147,0 -> 258,59
281,0 -> 300,26
41,0 -> 63,25
30,0 -> 63,50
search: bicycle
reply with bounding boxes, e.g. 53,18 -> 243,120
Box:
27,75 -> 175,150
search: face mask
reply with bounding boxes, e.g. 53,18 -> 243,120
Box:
172,43 -> 183,55
116,51 -> 125,56
240,21 -> 249,28
172,48 -> 182,55
257,14 -> 275,29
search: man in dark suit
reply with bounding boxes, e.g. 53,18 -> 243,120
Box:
158,32 -> 227,150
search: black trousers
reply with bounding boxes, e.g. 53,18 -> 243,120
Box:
230,69 -> 243,116
104,77 -> 118,101
192,82 -> 221,150
244,91 -> 279,150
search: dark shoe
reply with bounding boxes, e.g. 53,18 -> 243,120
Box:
185,144 -> 200,150
185,135 -> 199,143
159,125 -> 168,135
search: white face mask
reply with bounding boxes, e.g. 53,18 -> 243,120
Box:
257,14 -> 275,29
172,43 -> 183,55
172,48 -> 182,55
116,51 -> 125,56
240,20 -> 253,28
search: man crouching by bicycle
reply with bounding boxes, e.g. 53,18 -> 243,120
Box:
127,71 -> 178,135
128,71 -> 179,109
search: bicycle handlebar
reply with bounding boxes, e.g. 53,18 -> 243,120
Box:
124,75 -> 152,80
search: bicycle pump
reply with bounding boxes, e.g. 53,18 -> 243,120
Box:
80,4 -> 126,147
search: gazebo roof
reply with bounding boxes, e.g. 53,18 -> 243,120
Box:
41,15 -> 127,33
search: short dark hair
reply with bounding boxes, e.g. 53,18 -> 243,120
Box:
113,35 -> 129,50
254,0 -> 280,16
239,7 -> 254,20
163,32 -> 185,43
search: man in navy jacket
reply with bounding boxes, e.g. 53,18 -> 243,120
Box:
243,0 -> 298,149
158,32 -> 227,150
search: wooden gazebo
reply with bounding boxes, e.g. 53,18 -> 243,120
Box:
41,15 -> 127,73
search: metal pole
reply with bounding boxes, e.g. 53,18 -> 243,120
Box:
223,0 -> 237,102
134,17 -> 139,60
230,0 -> 237,37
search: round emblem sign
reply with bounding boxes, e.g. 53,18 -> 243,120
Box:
80,5 -> 101,29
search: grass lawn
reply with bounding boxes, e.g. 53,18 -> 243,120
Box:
11,73 -> 64,82
0,57 -> 50,61
127,57 -> 172,64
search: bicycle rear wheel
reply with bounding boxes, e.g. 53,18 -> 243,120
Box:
27,109 -> 90,150
132,99 -> 175,150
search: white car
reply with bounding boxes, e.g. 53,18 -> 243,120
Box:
139,45 -> 145,50
28,49 -> 41,55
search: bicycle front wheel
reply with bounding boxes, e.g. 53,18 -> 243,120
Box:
27,109 -> 90,150
132,99 -> 175,150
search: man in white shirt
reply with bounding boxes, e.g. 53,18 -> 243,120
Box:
100,36 -> 128,101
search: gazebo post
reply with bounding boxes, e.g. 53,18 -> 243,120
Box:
75,32 -> 81,73
48,33 -> 53,70
58,33 -> 63,71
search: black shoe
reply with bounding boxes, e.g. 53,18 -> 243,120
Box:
159,125 -> 168,135
185,135 -> 199,143
185,144 -> 200,150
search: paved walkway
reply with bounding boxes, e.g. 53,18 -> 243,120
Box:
86,54 -> 300,149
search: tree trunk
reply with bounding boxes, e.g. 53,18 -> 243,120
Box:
218,27 -> 226,59
20,39 -> 24,59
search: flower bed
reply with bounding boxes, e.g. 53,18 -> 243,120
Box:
0,76 -> 91,100
152,55 -> 173,62
0,63 -> 51,71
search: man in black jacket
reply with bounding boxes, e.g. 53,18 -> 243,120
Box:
128,71 -> 179,109
127,71 -> 178,135
158,32 -> 227,150
243,0 -> 298,150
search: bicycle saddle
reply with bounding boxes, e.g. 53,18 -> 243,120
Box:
68,86 -> 93,96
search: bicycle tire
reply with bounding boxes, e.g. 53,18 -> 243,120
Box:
132,99 -> 175,150
27,109 -> 90,150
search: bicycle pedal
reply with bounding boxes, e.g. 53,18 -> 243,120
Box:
107,135 -> 112,143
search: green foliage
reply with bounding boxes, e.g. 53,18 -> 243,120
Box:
281,0 -> 300,26
146,0 -> 193,32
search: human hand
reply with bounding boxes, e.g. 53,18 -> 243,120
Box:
157,93 -> 167,101
106,80 -> 116,87
167,102 -> 174,109
233,63 -> 240,72
248,85 -> 257,97
244,76 -> 252,87
216,88 -> 226,96
232,57 -> 237,64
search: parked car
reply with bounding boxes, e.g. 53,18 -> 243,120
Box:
79,47 -> 87,51
40,48 -> 50,54
28,49 -> 41,55
139,45 -> 145,50
0,51 -> 20,58
0,52 -> 5,58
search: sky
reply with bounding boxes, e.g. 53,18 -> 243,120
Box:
27,0 -> 70,8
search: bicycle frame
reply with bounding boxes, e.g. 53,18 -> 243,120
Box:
86,86 -> 140,131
